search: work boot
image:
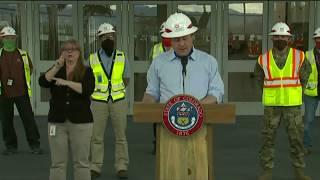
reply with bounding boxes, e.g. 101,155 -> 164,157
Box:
294,168 -> 312,180
258,169 -> 272,180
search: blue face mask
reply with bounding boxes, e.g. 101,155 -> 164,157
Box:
2,39 -> 16,52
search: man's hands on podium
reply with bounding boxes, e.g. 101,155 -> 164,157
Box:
200,95 -> 217,104
142,93 -> 157,103
142,94 -> 217,104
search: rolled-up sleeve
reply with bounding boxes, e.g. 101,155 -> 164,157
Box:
81,67 -> 95,96
207,59 -> 224,103
145,60 -> 160,101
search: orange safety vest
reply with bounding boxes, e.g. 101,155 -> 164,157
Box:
258,48 -> 304,106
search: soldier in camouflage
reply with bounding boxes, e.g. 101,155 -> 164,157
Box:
254,22 -> 312,180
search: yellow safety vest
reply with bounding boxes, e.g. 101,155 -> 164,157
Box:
89,50 -> 126,102
0,48 -> 32,97
304,50 -> 318,96
151,42 -> 165,60
258,48 -> 304,106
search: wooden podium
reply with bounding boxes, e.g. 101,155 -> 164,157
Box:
133,103 -> 235,180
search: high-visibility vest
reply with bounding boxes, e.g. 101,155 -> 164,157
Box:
89,50 -> 126,102
258,48 -> 304,106
0,48 -> 32,97
304,50 -> 318,96
151,42 -> 165,60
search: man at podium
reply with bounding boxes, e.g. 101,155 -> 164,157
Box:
142,12 -> 224,104
141,12 -> 224,180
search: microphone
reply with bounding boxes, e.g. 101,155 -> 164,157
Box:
180,56 -> 188,76
180,56 -> 188,94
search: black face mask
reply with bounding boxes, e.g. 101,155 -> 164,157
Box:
273,40 -> 288,51
101,39 -> 114,57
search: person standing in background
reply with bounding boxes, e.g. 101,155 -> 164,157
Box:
39,39 -> 95,180
89,23 -> 131,179
302,27 -> 320,155
0,26 -> 42,155
254,22 -> 312,180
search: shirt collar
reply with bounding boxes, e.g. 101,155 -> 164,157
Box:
169,47 -> 196,61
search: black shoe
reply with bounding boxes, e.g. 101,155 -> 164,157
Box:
31,147 -> 43,155
117,170 -> 128,179
91,170 -> 101,179
2,148 -> 17,155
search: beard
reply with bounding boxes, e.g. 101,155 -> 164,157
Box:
273,40 -> 288,51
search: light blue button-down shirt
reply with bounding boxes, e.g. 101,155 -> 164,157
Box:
146,48 -> 224,103
98,48 -> 130,78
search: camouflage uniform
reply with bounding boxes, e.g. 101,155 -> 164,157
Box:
254,48 -> 311,170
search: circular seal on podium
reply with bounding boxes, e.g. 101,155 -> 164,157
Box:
163,94 -> 204,136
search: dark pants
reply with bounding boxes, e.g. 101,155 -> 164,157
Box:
0,95 -> 40,150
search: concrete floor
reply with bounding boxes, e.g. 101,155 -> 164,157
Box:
0,116 -> 319,180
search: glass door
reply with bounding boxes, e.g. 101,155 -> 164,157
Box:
33,1 -> 77,115
77,1 -> 122,60
223,1 -> 267,115
128,1 -> 171,113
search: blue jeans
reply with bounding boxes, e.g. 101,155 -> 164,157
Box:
303,95 -> 320,148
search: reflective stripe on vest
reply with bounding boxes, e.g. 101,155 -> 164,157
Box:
0,48 -> 32,97
304,50 -> 318,96
89,50 -> 126,102
258,48 -> 304,106
152,42 -> 165,60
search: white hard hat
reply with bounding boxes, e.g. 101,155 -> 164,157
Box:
313,27 -> 320,38
159,21 -> 166,34
269,22 -> 292,36
0,26 -> 16,37
161,13 -> 198,38
97,23 -> 115,36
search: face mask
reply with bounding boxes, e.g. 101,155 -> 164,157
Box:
2,39 -> 16,52
101,39 -> 114,57
162,38 -> 171,48
316,42 -> 320,49
273,40 -> 287,51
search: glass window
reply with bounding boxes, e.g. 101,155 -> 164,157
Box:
134,73 -> 147,101
40,72 -> 51,102
273,2 -> 309,51
178,5 -> 211,53
83,4 -> 118,60
39,4 -> 73,60
0,4 -> 21,49
228,3 -> 263,60
228,72 -> 261,102
133,4 -> 167,61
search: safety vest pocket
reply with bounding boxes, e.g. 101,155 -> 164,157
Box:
263,89 -> 277,105
288,88 -> 302,105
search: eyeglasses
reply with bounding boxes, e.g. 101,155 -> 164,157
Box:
62,47 -> 80,52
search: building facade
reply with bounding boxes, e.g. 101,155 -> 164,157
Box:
1,1 -> 319,115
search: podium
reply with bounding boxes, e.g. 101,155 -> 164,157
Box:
133,102 -> 235,180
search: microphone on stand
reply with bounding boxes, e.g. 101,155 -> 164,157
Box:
181,56 -> 188,76
180,56 -> 188,93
